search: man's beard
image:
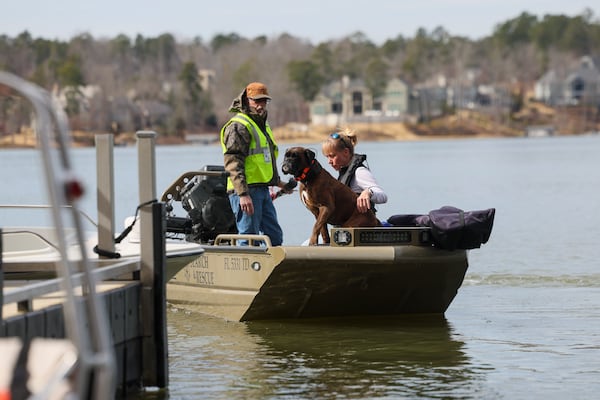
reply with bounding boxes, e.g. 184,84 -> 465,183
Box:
249,107 -> 267,119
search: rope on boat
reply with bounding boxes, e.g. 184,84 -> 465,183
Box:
93,199 -> 157,259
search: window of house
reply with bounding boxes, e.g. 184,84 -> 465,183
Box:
352,91 -> 362,114
571,77 -> 584,100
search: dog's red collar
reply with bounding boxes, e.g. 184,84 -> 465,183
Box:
295,159 -> 316,182
294,158 -> 323,184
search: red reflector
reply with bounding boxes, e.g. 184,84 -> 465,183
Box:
65,179 -> 85,202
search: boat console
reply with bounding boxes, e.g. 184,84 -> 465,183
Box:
330,227 -> 433,247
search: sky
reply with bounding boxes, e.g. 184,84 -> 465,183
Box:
2,0 -> 598,44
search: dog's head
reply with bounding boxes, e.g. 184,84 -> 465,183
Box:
281,147 -> 316,177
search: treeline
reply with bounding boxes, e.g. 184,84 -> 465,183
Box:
1,9 -> 599,136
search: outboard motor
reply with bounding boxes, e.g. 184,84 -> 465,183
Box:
168,165 -> 236,243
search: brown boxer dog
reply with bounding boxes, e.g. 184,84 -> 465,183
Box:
281,146 -> 380,245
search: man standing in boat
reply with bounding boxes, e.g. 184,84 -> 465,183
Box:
220,82 -> 291,246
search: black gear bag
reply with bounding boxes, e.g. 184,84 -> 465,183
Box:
387,206 -> 495,250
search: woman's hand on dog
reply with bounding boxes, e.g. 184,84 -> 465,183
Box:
357,189 -> 371,213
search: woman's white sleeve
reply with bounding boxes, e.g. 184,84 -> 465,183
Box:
355,167 -> 388,204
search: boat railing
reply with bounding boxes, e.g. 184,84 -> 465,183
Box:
0,71 -> 115,398
214,233 -> 273,247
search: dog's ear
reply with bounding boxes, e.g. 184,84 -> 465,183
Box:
305,148 -> 316,161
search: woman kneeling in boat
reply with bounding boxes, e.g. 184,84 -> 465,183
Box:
321,127 -> 388,213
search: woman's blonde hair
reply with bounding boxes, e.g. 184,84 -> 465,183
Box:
322,127 -> 358,155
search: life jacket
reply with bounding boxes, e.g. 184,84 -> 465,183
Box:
220,113 -> 278,191
338,153 -> 368,190
338,153 -> 377,212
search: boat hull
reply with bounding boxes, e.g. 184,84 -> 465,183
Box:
166,244 -> 468,321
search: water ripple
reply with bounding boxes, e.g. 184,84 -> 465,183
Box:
464,273 -> 600,287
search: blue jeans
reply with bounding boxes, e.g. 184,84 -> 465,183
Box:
229,186 -> 283,246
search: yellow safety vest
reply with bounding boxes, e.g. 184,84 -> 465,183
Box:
220,113 -> 278,191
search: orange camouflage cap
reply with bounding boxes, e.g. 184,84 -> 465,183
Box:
245,82 -> 271,100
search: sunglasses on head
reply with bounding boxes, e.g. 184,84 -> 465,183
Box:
330,132 -> 349,148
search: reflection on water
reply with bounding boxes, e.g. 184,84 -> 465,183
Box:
164,307 -> 485,399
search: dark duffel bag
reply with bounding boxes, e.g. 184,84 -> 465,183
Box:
425,206 -> 495,250
387,206 -> 495,250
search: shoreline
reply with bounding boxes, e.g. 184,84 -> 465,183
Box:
1,116 -> 596,149
0,124 -> 515,149
0,130 -> 506,149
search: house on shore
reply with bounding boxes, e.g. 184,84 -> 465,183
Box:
534,55 -> 600,106
309,76 -> 410,125
308,73 -> 512,126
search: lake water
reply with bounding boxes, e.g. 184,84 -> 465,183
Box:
2,134 -> 600,399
